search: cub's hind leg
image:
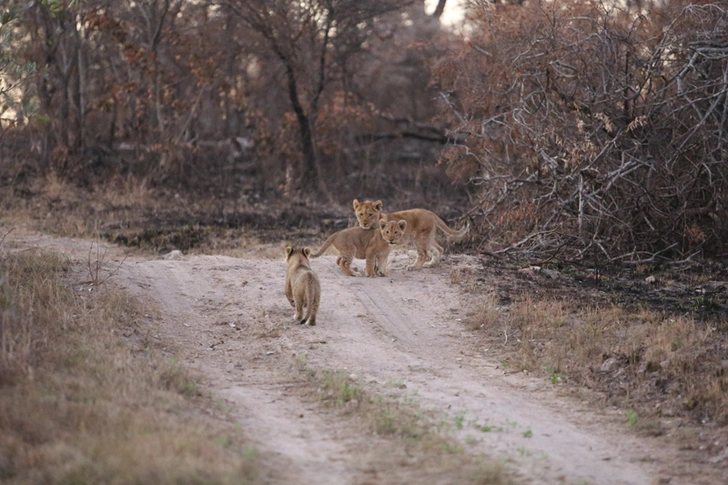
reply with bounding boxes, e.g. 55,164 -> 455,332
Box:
407,242 -> 429,271
424,240 -> 444,268
304,291 -> 319,326
294,299 -> 304,323
337,254 -> 360,276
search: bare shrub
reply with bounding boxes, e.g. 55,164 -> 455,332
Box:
436,1 -> 728,263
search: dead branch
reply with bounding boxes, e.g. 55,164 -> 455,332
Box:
493,229 -> 559,255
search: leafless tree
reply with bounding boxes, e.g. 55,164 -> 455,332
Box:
219,0 -> 409,196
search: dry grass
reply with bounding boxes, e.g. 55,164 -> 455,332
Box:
466,292 -> 504,332
469,292 -> 728,425
0,249 -> 258,484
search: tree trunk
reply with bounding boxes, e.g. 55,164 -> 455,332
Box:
282,59 -> 321,195
432,0 -> 447,19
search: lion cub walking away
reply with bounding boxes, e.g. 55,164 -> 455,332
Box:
284,246 -> 321,326
310,219 -> 407,277
352,199 -> 469,271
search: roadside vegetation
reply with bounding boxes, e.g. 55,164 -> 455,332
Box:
459,261 -> 728,450
0,245 -> 258,484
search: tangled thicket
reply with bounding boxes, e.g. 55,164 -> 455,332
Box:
436,1 -> 728,263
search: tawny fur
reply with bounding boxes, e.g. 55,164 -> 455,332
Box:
310,219 -> 406,277
284,246 -> 321,325
352,199 -> 469,271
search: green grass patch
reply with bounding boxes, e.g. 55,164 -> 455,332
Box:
294,360 -> 512,485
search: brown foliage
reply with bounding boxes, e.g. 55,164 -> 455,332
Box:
2,0 -> 457,204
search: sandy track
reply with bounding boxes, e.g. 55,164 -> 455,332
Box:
8,230 -> 719,484
120,249 -> 684,485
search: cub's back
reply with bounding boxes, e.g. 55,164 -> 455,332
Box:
383,208 -> 436,234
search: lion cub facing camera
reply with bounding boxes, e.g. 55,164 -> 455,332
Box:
310,219 -> 407,277
352,199 -> 468,271
284,246 -> 321,326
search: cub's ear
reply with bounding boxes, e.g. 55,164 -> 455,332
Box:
303,247 -> 311,257
374,200 -> 383,211
378,219 -> 387,229
285,246 -> 293,257
398,220 -> 407,230
353,199 -> 360,209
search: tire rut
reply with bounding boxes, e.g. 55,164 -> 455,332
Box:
318,254 -> 659,485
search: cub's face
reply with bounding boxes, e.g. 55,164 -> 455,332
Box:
353,199 -> 382,230
379,219 -> 407,245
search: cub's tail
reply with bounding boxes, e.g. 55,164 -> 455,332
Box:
309,232 -> 338,258
435,215 -> 470,239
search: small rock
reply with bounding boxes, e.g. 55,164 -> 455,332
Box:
518,266 -> 540,277
542,269 -> 560,280
709,448 -> 728,464
645,275 -> 657,284
600,357 -> 618,372
162,250 -> 183,260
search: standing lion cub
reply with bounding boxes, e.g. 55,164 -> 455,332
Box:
352,199 -> 469,270
284,246 -> 321,326
310,219 -> 407,277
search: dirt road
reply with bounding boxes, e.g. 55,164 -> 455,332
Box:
11,231 -> 719,484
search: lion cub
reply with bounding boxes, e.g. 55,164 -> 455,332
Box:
284,246 -> 321,326
310,219 -> 407,277
353,199 -> 469,270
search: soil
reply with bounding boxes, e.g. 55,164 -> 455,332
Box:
7,227 -> 727,485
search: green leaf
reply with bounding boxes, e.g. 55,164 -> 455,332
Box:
37,114 -> 51,124
1,10 -> 17,25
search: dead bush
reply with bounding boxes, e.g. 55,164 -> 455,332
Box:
436,1 -> 728,263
